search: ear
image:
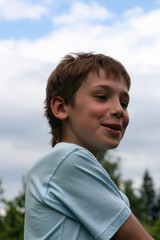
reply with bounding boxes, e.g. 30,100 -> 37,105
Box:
50,96 -> 68,120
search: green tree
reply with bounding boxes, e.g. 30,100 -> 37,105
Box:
2,200 -> 24,240
143,217 -> 160,240
98,154 -> 159,238
98,150 -> 122,188
140,170 -> 156,220
0,177 -> 25,240
122,179 -> 143,220
0,178 -> 4,200
98,152 -> 154,222
0,178 -> 5,235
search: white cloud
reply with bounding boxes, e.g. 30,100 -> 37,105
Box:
123,7 -> 144,18
1,4 -> 160,122
1,2 -> 160,199
2,5 -> 159,73
0,138 -> 50,199
125,9 -> 160,39
0,0 -> 49,20
53,1 -> 113,25
114,149 -> 160,191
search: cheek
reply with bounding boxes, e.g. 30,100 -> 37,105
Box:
123,112 -> 129,129
79,104 -> 103,117
89,105 -> 107,116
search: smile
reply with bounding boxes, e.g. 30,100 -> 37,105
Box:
101,123 -> 122,134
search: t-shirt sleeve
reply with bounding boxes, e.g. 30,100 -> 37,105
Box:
44,147 -> 131,240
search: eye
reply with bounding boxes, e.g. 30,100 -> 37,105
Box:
120,94 -> 129,109
95,95 -> 107,101
120,100 -> 129,109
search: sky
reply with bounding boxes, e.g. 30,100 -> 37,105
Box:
0,0 -> 160,200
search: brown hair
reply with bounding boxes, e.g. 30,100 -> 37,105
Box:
44,52 -> 131,147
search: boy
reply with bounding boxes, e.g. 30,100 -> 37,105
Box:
24,52 -> 154,239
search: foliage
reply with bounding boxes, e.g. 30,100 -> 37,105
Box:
98,150 -> 122,188
0,178 -> 25,240
0,178 -> 4,199
140,170 -> 155,215
140,170 -> 159,220
122,179 -> 143,218
98,150 -> 160,238
142,218 -> 160,240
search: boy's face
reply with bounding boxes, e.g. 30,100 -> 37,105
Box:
62,69 -> 130,156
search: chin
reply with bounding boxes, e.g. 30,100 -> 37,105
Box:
96,143 -> 119,152
105,141 -> 120,150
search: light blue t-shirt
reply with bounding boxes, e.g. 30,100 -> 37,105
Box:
24,143 -> 131,240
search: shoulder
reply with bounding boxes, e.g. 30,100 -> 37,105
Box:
52,142 -> 100,175
54,142 -> 98,166
27,143 -> 97,178
119,191 -> 130,208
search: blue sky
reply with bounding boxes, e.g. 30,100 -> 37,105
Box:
1,0 -> 160,40
0,0 -> 160,200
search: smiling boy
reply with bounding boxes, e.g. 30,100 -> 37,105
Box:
24,52 -> 154,240
58,68 -> 129,155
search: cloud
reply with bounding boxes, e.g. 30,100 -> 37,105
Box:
1,1 -> 160,199
114,149 -> 160,191
125,9 -> 160,39
0,0 -> 49,20
0,138 -> 50,199
1,3 -> 160,146
52,1 -> 113,25
3,4 -> 159,72
123,7 -> 144,18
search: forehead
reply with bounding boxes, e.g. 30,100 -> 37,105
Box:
82,68 -> 129,90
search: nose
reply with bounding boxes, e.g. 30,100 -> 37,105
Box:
110,100 -> 124,118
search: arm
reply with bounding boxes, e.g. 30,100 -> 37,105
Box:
112,214 -> 154,240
